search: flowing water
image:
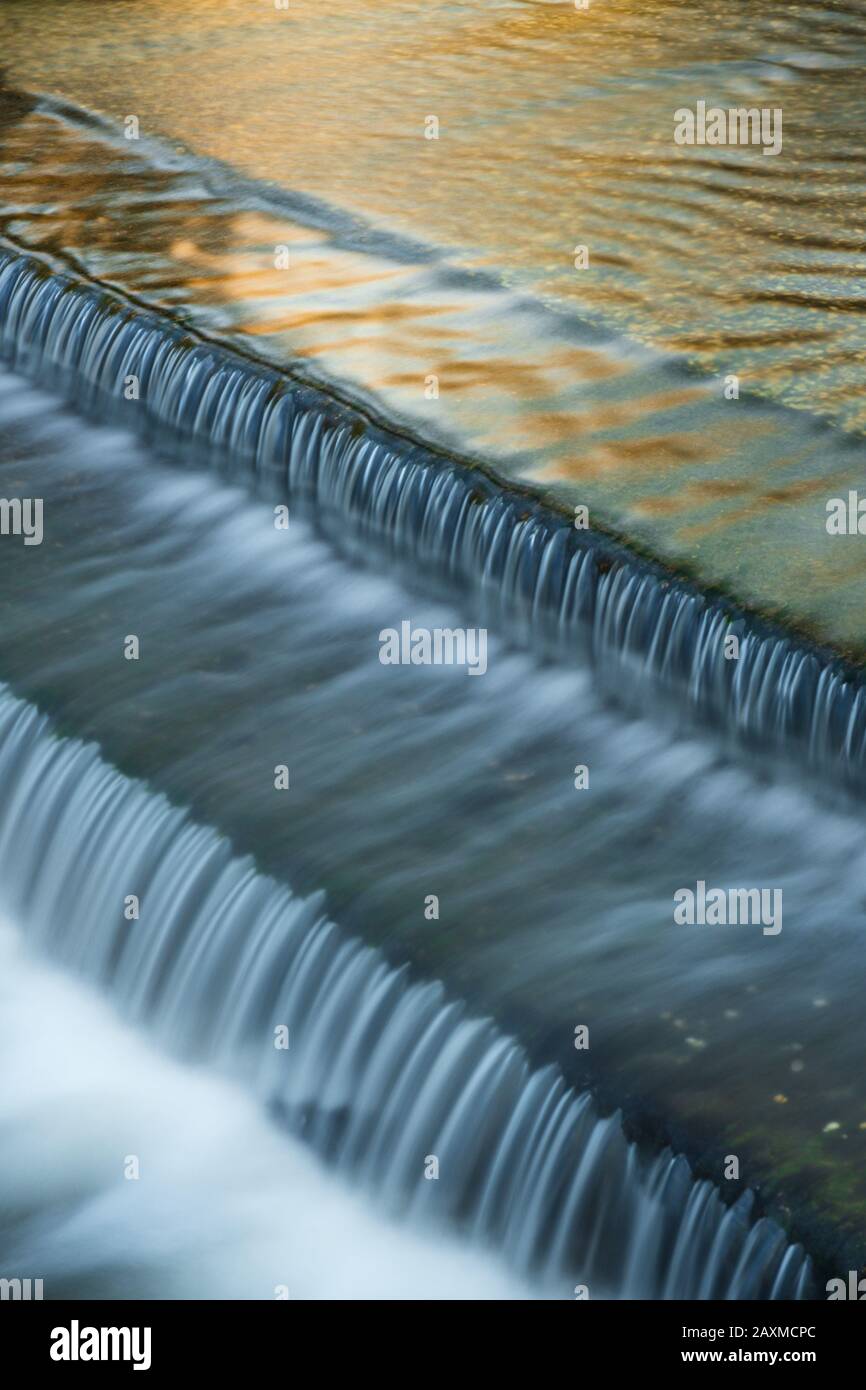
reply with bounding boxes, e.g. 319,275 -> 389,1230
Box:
0,335 -> 857,1294
0,0 -> 865,1300
0,690 -> 811,1299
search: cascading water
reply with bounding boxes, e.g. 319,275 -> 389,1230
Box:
0,0 -> 864,1330
2,235 -> 865,1289
0,247 -> 862,793
0,687 -> 812,1299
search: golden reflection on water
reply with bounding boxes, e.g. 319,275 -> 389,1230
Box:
2,0 -> 865,425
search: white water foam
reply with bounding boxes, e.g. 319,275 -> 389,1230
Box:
0,920 -> 535,1300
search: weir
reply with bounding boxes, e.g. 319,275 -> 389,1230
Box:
0,0 -> 863,1318
0,686 -> 813,1299
1,248 -> 864,792
2,247 -> 866,1277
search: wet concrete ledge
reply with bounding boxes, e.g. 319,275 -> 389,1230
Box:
3,237 -> 866,800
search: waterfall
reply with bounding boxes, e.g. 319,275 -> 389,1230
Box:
0,246 -> 862,791
0,684 -> 812,1299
